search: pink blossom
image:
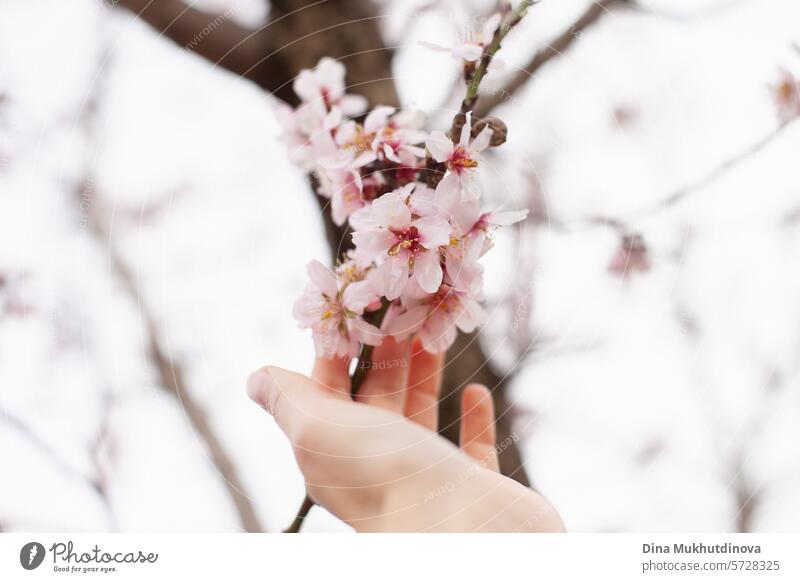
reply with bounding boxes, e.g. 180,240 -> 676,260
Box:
426,112 -> 493,201
293,57 -> 368,118
317,167 -> 368,226
293,260 -> 382,358
383,283 -> 488,353
351,185 -> 451,299
362,107 -> 428,163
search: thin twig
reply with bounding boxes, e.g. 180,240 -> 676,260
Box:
546,117 -> 798,234
456,0 -> 535,124
86,205 -> 265,533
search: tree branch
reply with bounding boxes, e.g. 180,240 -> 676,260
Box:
546,117 -> 798,234
85,195 -> 265,532
474,0 -> 627,118
112,0 -> 280,86
112,0 -> 399,107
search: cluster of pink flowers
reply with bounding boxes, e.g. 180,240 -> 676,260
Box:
282,58 -> 527,357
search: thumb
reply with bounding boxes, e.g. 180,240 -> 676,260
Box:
247,366 -> 326,439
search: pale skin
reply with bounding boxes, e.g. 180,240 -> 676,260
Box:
247,337 -> 564,532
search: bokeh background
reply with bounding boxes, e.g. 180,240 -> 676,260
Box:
1,0 -> 799,532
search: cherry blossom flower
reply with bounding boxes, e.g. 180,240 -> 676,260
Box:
426,112 -> 493,201
317,167 -> 368,227
362,107 -> 428,163
420,13 -> 503,68
293,57 -> 368,118
293,260 -> 382,358
383,283 -> 488,353
351,185 -> 451,299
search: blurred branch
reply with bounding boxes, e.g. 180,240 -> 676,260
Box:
474,0 -> 628,118
546,117 -> 798,234
77,36 -> 265,531
651,118 -> 796,212
85,198 -> 264,532
112,0 -> 398,106
2,411 -> 103,496
110,0 -> 282,89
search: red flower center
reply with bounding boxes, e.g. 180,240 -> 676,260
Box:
388,225 -> 425,256
449,146 -> 478,173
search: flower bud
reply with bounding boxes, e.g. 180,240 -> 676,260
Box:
471,116 -> 508,146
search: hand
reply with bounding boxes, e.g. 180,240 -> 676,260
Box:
247,338 -> 564,532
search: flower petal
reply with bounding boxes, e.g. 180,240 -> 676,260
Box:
470,125 -> 493,153
339,95 -> 369,116
306,260 -> 338,297
351,228 -> 394,254
364,105 -> 396,133
489,209 -> 529,226
371,190 -> 411,229
413,251 -> 444,294
384,305 -> 429,338
374,258 -> 410,301
425,131 -> 454,162
459,111 -> 473,146
483,13 -> 502,41
343,280 -> 378,314
453,44 -> 483,62
416,216 -> 452,249
350,317 -> 384,346
419,40 -> 452,53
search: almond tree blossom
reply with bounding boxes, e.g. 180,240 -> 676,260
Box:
292,260 -> 381,358
425,112 -> 493,201
280,51 -> 527,359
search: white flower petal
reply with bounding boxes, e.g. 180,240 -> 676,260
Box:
425,131 -> 454,162
372,191 -> 411,229
351,318 -> 384,346
339,95 -> 369,116
343,280 -> 378,314
419,40 -> 453,53
489,209 -> 529,226
470,125 -> 493,153
351,228 -> 394,254
413,251 -> 443,294
384,305 -> 428,338
459,111 -> 473,146
306,260 -> 338,297
483,13 -> 503,42
416,216 -> 452,249
453,44 -> 483,62
364,105 -> 396,132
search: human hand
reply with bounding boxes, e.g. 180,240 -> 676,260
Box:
247,338 -> 564,532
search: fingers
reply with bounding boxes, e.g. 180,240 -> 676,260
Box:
355,337 -> 411,413
459,384 -> 499,473
404,339 -> 445,431
247,366 -> 326,440
312,356 -> 351,398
